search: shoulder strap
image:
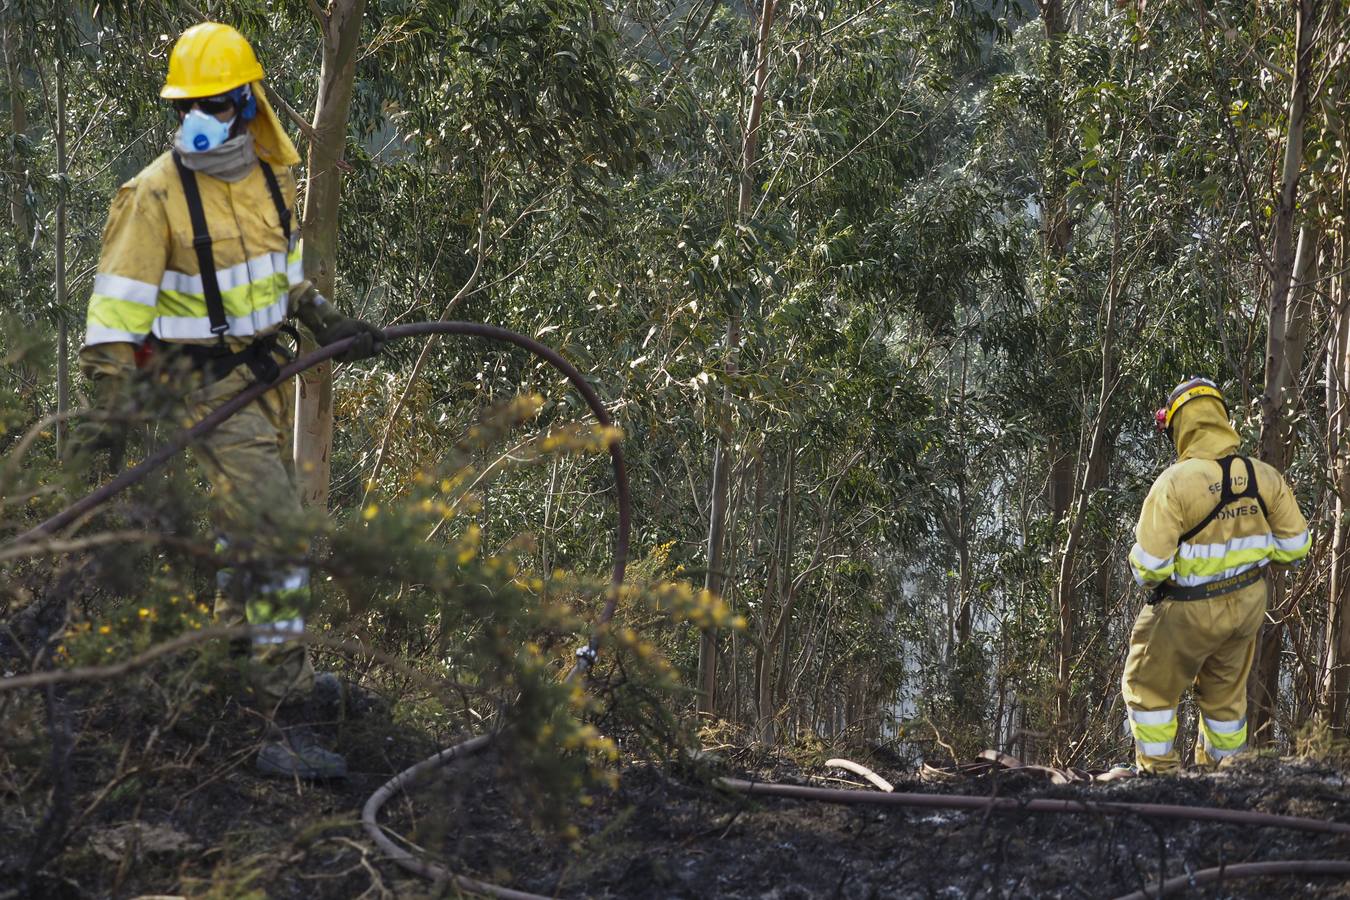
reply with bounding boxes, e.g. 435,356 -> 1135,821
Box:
259,163 -> 292,246
1178,456 -> 1238,544
1177,455 -> 1268,544
171,152 -> 229,345
1237,456 -> 1270,518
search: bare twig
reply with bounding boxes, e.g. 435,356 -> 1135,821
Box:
0,625 -> 483,701
262,83 -> 318,143
362,174 -> 495,499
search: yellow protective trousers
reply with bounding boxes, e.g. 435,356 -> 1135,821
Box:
181,362 -> 314,707
1120,578 -> 1266,773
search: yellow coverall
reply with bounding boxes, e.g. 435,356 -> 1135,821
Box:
78,86 -> 323,705
1123,397 -> 1310,772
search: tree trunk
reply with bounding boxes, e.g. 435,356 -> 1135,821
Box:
770,441 -> 798,731
1038,0 -> 1071,258
2,17 -> 28,255
1247,0 -> 1317,747
1251,224 -> 1319,744
1041,0 -> 1075,527
1038,0 -> 1079,738
698,418 -> 730,713
754,445 -> 791,741
1258,2 -> 1316,469
53,44 -> 68,455
953,345 -> 974,647
1324,207 -> 1350,727
294,0 -> 366,510
698,0 -> 776,714
1052,281 -> 1118,750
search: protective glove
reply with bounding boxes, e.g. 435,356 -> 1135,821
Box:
65,375 -> 128,475
298,297 -> 386,363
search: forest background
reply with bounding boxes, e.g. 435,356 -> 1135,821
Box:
3,0 -> 1350,789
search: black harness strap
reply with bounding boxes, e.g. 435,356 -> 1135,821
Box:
1151,455 -> 1270,604
1177,456 -> 1268,544
167,329 -> 296,385
258,162 -> 292,246
168,156 -> 297,381
172,151 -> 230,347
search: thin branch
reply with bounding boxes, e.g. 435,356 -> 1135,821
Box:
1193,8 -> 1279,277
362,172 -> 494,499
0,624 -> 484,700
766,101 -> 917,215
262,83 -> 318,143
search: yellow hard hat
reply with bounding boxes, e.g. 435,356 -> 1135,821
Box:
161,22 -> 264,100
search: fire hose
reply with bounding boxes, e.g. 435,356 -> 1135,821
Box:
7,324 -> 1349,899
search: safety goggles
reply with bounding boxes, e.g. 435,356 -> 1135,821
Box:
173,95 -> 235,116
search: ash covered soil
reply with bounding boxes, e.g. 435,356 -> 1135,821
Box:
4,704 -> 1350,900
425,749 -> 1350,899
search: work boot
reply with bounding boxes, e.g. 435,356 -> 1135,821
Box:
311,671 -> 389,722
256,723 -> 348,779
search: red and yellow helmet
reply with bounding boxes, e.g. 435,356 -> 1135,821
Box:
1154,377 -> 1225,434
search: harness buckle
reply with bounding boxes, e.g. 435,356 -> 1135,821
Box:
247,351 -> 281,385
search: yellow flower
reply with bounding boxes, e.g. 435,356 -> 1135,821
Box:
362,503 -> 379,521
138,608 -> 150,618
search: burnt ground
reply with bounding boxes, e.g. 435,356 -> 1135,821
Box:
421,749 -> 1350,899
2,697 -> 1350,900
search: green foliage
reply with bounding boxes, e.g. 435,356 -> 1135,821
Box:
6,6 -> 1349,880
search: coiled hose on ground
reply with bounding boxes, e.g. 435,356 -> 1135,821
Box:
7,323 -> 1349,900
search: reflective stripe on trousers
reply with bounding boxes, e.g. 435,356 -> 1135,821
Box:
1200,715 -> 1247,759
1127,706 -> 1177,757
217,537 -> 310,646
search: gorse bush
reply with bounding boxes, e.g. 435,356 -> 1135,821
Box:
1,387 -> 715,849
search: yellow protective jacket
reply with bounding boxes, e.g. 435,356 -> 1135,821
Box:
80,85 -> 325,380
1128,396 -> 1310,590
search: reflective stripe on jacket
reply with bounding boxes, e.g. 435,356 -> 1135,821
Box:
83,149 -> 306,352
1128,396 -> 1310,590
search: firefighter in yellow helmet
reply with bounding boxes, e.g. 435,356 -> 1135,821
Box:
1122,378 -> 1310,773
70,22 -> 384,779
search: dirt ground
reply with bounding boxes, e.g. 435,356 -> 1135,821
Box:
4,693 -> 1350,900
420,747 -> 1350,899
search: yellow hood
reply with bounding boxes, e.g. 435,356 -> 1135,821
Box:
247,81 -> 300,167
1171,395 -> 1240,460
